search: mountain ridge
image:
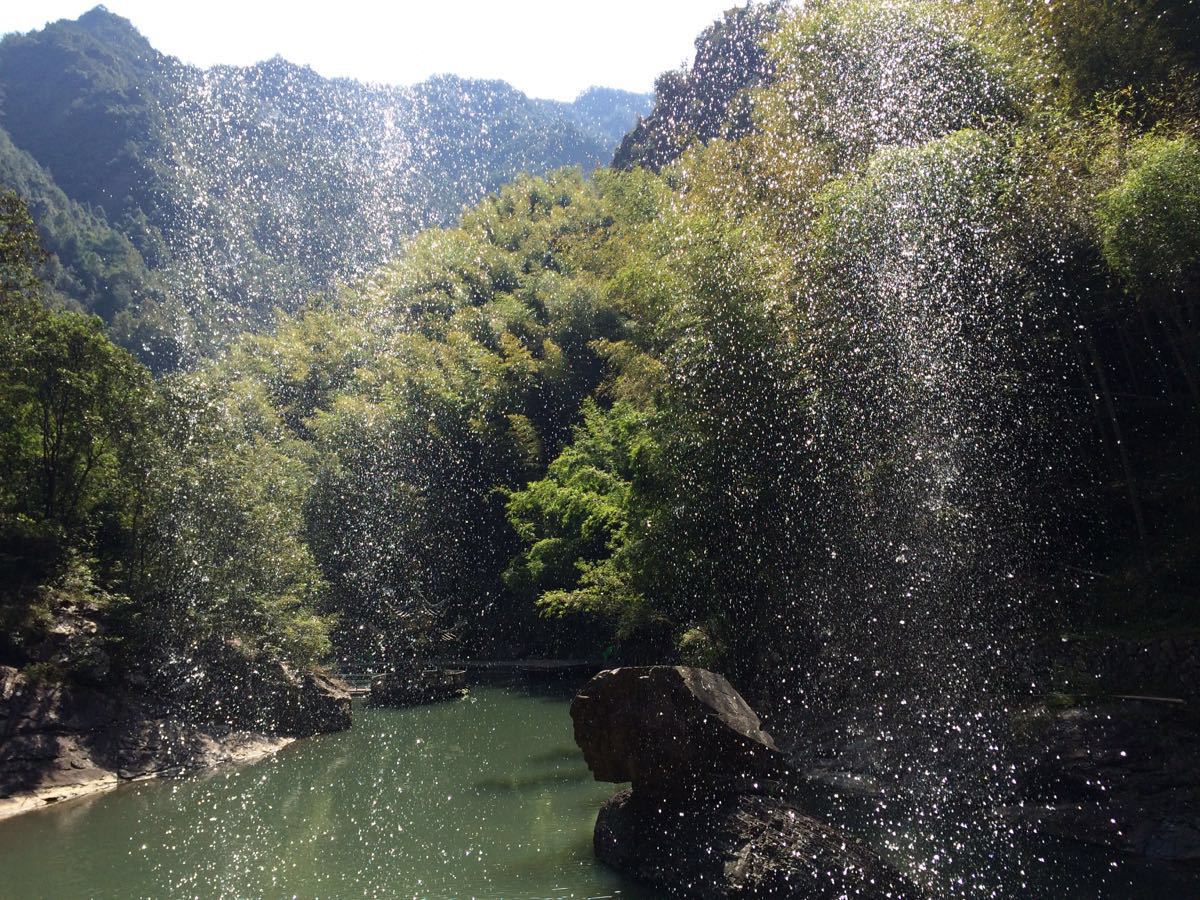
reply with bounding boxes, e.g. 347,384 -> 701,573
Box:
0,5 -> 651,367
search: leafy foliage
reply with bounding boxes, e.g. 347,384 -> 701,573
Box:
504,400 -> 657,639
1,192 -> 331,674
997,0 -> 1200,118
1097,133 -> 1200,296
760,0 -> 1016,172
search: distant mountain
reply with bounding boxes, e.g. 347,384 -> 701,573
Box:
0,6 -> 651,367
539,86 -> 655,149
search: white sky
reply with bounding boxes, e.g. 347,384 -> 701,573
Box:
0,1 -> 747,101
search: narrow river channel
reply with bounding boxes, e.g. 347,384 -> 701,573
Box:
0,682 -> 647,898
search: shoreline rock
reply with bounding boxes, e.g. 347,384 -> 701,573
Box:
0,731 -> 292,822
0,661 -> 351,822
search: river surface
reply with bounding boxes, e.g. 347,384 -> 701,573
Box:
0,682 -> 646,899
2,681 -> 1196,899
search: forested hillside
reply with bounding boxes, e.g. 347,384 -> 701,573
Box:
0,6 -> 650,368
4,0 -> 1197,709
613,1 -> 786,171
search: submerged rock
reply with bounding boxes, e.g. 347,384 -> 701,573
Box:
571,665 -> 786,795
572,666 -> 922,897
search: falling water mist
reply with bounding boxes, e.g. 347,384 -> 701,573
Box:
758,6 -> 1081,896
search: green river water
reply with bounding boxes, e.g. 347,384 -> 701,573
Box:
2,681 -> 1197,899
0,683 -> 646,899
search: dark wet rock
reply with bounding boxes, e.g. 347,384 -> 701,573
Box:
1013,698 -> 1200,861
596,788 -> 921,898
571,666 -> 786,795
780,692 -> 1200,864
1014,630 -> 1200,859
0,666 -> 203,804
0,665 -> 120,740
238,663 -> 353,737
2,597 -> 350,820
573,667 -> 920,897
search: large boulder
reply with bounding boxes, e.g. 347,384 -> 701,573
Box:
239,664 -> 351,737
572,667 -> 923,897
571,666 -> 786,795
596,788 -> 921,898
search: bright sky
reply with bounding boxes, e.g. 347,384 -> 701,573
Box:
0,1 -> 747,101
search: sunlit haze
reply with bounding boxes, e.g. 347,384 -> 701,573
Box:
0,0 -> 744,100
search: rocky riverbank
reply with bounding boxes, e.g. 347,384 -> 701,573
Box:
0,701 -> 292,821
0,657 -> 351,821
778,634 -> 1200,864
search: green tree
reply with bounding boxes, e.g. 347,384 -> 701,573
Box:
504,400 -> 660,645
760,0 -> 1015,172
0,187 -> 48,375
1097,133 -> 1200,401
993,0 -> 1200,117
7,312 -> 152,527
129,371 -> 331,669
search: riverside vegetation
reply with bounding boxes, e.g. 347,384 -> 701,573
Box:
2,0 -> 1200,892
